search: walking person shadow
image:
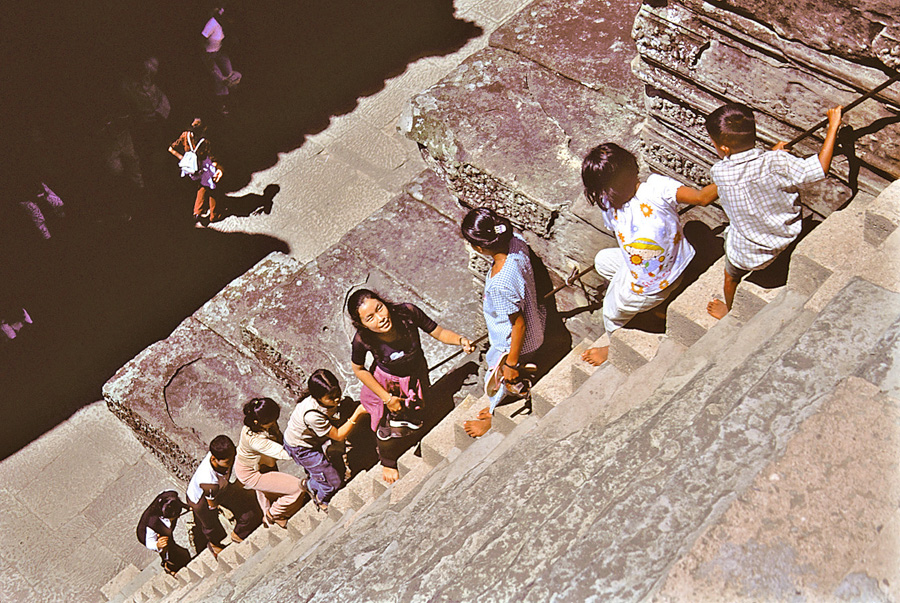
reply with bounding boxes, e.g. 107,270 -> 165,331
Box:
216,184 -> 279,220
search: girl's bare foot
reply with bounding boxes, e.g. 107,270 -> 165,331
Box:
581,346 -> 609,367
707,298 -> 728,319
382,466 -> 399,484
476,407 -> 491,420
464,415 -> 492,438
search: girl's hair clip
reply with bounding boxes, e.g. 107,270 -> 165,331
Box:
494,223 -> 507,234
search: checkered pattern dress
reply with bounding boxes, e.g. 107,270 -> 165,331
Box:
483,234 -> 546,369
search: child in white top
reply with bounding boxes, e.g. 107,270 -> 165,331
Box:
580,142 -> 718,366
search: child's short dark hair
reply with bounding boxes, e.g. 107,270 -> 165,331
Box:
706,103 -> 756,150
209,435 -> 236,460
308,369 -> 341,401
581,143 -> 639,211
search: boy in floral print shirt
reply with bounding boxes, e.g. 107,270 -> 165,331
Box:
580,143 -> 718,366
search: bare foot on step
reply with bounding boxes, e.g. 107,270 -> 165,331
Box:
382,466 -> 399,484
464,414 -> 492,438
707,298 -> 729,320
476,407 -> 491,420
581,346 -> 609,367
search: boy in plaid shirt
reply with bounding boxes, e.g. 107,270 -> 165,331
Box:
705,102 -> 842,319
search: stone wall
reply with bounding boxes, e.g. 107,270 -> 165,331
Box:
401,0 -> 649,296
632,0 -> 900,212
404,0 -> 899,297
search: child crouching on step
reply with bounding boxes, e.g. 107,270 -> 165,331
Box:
580,142 -> 718,366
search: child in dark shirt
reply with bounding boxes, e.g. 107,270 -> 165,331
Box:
347,289 -> 473,483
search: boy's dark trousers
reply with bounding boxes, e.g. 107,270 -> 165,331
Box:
189,484 -> 263,549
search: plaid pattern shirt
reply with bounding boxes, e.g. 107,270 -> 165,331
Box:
712,148 -> 824,271
483,233 -> 546,369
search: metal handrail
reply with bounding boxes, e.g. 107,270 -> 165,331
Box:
427,264 -> 597,373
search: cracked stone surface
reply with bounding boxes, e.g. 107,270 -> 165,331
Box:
653,376 -> 900,603
490,0 -> 641,96
402,24 -> 646,276
103,317 -> 296,481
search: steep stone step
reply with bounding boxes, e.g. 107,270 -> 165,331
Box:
652,375 -> 900,602
789,186 -> 900,314
228,277 -> 899,601
530,337 -> 595,415
420,393 -> 482,466
864,180 -> 900,246
666,255 -> 783,347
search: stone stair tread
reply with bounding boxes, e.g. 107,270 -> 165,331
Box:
421,393 -> 481,464
531,338 -> 594,414
115,558 -> 164,602
101,563 -> 140,601
863,180 -> 900,246
609,327 -> 665,373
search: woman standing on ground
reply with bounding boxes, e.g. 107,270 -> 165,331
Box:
347,289 -> 474,483
167,117 -> 222,226
235,398 -> 306,528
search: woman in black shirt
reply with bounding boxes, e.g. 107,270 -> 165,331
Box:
348,289 -> 473,483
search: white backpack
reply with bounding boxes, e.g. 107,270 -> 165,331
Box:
178,134 -> 205,177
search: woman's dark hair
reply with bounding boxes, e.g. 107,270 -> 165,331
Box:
705,103 -> 756,150
308,369 -> 341,401
581,143 -> 640,211
460,207 -> 514,252
242,397 -> 281,432
149,490 -> 183,519
189,117 -> 206,135
346,289 -> 414,348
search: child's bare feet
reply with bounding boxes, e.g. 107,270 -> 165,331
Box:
581,346 -> 609,367
382,466 -> 399,484
464,408 -> 492,438
707,298 -> 729,319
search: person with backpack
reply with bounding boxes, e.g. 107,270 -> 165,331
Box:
136,490 -> 192,575
167,117 -> 222,226
283,369 -> 368,511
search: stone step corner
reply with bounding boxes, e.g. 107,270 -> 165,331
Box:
864,179 -> 900,246
666,256 -> 776,346
390,448 -> 444,506
608,328 -> 664,374
101,563 -> 141,601
343,468 -> 389,508
531,337 -> 595,415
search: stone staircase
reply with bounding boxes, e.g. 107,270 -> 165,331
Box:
101,181 -> 899,601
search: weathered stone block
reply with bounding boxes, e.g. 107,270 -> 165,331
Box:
193,252 -> 304,352
489,0 -> 643,98
103,318 -> 295,481
402,42 -> 645,278
865,179 -> 900,246
632,2 -> 900,186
